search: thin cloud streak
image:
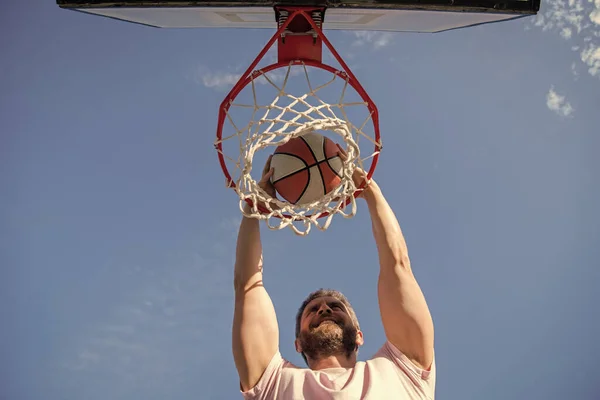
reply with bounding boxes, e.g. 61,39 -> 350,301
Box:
193,64 -> 300,90
193,66 -> 241,89
352,31 -> 394,49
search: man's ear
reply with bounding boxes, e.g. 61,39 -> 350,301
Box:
356,330 -> 364,347
294,338 -> 302,354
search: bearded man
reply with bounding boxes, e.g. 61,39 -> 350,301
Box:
232,151 -> 435,399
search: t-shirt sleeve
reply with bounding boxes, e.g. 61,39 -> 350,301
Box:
240,351 -> 286,400
376,341 -> 436,396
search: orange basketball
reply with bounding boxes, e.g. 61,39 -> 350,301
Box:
270,133 -> 343,204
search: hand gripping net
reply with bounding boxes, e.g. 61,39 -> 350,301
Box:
215,61 -> 380,236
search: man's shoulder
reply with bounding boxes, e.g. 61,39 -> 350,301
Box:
362,342 -> 436,399
367,341 -> 435,381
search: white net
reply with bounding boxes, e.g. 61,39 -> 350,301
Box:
215,62 -> 380,235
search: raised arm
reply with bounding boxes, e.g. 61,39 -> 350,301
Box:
232,161 -> 279,391
364,180 -> 434,370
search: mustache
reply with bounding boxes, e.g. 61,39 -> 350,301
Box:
310,316 -> 343,329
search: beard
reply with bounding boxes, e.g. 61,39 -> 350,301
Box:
298,319 -> 358,361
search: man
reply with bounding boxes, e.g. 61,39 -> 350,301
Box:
232,148 -> 435,399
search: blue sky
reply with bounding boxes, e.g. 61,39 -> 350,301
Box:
1,1 -> 599,399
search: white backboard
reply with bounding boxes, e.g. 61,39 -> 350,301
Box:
68,6 -> 531,32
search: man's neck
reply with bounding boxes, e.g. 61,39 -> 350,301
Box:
308,354 -> 356,370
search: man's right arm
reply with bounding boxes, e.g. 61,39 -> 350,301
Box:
232,203 -> 279,392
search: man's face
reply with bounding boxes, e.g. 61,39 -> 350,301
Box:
296,296 -> 362,361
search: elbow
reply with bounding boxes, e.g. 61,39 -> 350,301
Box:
387,252 -> 411,271
233,277 -> 250,295
233,269 -> 248,293
376,234 -> 410,271
233,255 -> 264,293
233,270 -> 264,295
396,254 -> 411,270
233,275 -> 243,293
380,255 -> 412,278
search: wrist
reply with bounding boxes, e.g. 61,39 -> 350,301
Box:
242,202 -> 254,217
361,180 -> 380,202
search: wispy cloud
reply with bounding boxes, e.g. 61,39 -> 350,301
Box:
193,66 -> 241,90
528,0 -> 600,78
219,215 -> 242,238
193,62 -> 300,91
571,61 -> 580,79
351,31 -> 394,49
593,0 -> 600,25
546,86 -> 575,117
191,45 -> 283,90
580,42 -> 600,77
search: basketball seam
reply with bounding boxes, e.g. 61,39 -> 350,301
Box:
272,157 -> 339,183
322,137 -> 343,180
299,135 -> 320,163
305,135 -> 327,198
298,135 -> 323,204
294,170 -> 311,204
271,152 -> 308,184
325,155 -> 343,178
271,151 -> 310,204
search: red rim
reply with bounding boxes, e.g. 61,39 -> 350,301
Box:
215,8 -> 381,219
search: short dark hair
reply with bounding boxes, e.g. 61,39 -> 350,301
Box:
295,288 -> 360,338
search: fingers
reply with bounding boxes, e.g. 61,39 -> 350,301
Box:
335,143 -> 348,161
257,166 -> 277,201
259,167 -> 274,184
336,143 -> 348,161
266,167 -> 274,180
262,155 -> 273,177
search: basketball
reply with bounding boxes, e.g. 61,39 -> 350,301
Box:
270,133 -> 343,204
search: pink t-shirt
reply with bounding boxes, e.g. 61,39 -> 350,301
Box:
241,341 -> 435,399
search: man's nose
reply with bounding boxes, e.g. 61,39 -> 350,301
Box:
317,306 -> 332,315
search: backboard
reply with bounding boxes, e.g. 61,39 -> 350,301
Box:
57,0 -> 540,33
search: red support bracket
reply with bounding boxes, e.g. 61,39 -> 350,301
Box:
276,7 -> 324,64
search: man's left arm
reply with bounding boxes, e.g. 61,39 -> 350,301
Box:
364,180 -> 434,370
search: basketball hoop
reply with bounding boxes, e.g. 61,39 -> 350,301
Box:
215,7 -> 381,236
